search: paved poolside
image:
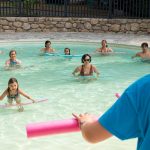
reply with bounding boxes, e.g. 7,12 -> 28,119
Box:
0,32 -> 149,46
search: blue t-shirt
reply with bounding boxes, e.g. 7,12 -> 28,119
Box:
99,74 -> 150,150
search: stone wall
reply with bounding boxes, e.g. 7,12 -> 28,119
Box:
0,17 -> 150,34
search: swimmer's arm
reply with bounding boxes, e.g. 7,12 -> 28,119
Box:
93,66 -> 100,76
5,60 -> 10,67
0,89 -> 8,101
40,48 -> 45,52
73,113 -> 112,143
16,59 -> 21,65
95,48 -> 101,53
52,48 -> 55,52
72,66 -> 80,76
108,48 -> 113,52
132,53 -> 140,59
18,89 -> 35,103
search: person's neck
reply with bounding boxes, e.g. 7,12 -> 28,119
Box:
143,49 -> 149,53
102,46 -> 106,49
10,58 -> 16,61
84,63 -> 90,67
46,47 -> 51,50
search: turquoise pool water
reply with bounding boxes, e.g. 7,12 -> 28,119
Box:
0,41 -> 149,150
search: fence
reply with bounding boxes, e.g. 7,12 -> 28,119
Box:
0,0 -> 150,18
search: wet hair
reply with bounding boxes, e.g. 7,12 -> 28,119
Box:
64,48 -> 70,55
45,40 -> 51,47
141,42 -> 148,48
102,40 -> 108,47
7,77 -> 19,94
81,54 -> 91,63
9,50 -> 17,57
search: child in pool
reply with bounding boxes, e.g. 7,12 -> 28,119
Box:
0,78 -> 35,112
5,50 -> 21,68
41,40 -> 55,53
132,42 -> 150,59
64,48 -> 71,55
96,40 -> 113,54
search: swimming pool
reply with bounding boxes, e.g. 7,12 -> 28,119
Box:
0,41 -> 149,150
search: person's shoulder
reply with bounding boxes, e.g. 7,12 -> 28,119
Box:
5,59 -> 10,63
136,52 -> 142,56
96,48 -> 102,52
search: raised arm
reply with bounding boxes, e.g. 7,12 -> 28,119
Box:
0,89 -> 8,101
18,89 -> 35,103
73,113 -> 112,143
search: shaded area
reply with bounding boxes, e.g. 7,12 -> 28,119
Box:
0,0 -> 149,18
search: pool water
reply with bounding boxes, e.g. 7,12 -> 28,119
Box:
0,41 -> 149,150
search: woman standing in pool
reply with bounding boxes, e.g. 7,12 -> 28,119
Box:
0,78 -> 35,112
41,40 -> 55,53
96,40 -> 113,54
72,54 -> 100,77
5,50 -> 21,68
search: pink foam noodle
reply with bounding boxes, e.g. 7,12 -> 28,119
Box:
26,118 -> 80,138
115,93 -> 120,98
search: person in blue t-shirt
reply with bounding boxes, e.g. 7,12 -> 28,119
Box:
73,74 -> 150,150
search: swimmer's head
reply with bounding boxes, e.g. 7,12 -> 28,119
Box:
45,40 -> 51,48
101,40 -> 108,47
64,48 -> 70,55
9,50 -> 17,59
141,42 -> 148,49
7,78 -> 19,92
81,54 -> 91,63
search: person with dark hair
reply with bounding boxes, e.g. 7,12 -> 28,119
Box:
64,48 -> 71,55
73,74 -> 150,149
0,78 -> 35,112
72,54 -> 99,77
5,50 -> 21,68
96,40 -> 113,54
41,40 -> 55,53
132,42 -> 150,59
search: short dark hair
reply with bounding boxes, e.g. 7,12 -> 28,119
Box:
81,54 -> 91,63
141,42 -> 148,48
9,50 -> 16,57
45,40 -> 51,47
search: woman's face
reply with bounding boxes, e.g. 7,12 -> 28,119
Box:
83,56 -> 90,64
10,51 -> 16,60
64,49 -> 70,55
45,42 -> 51,48
9,82 -> 18,92
101,40 -> 107,47
141,46 -> 147,51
